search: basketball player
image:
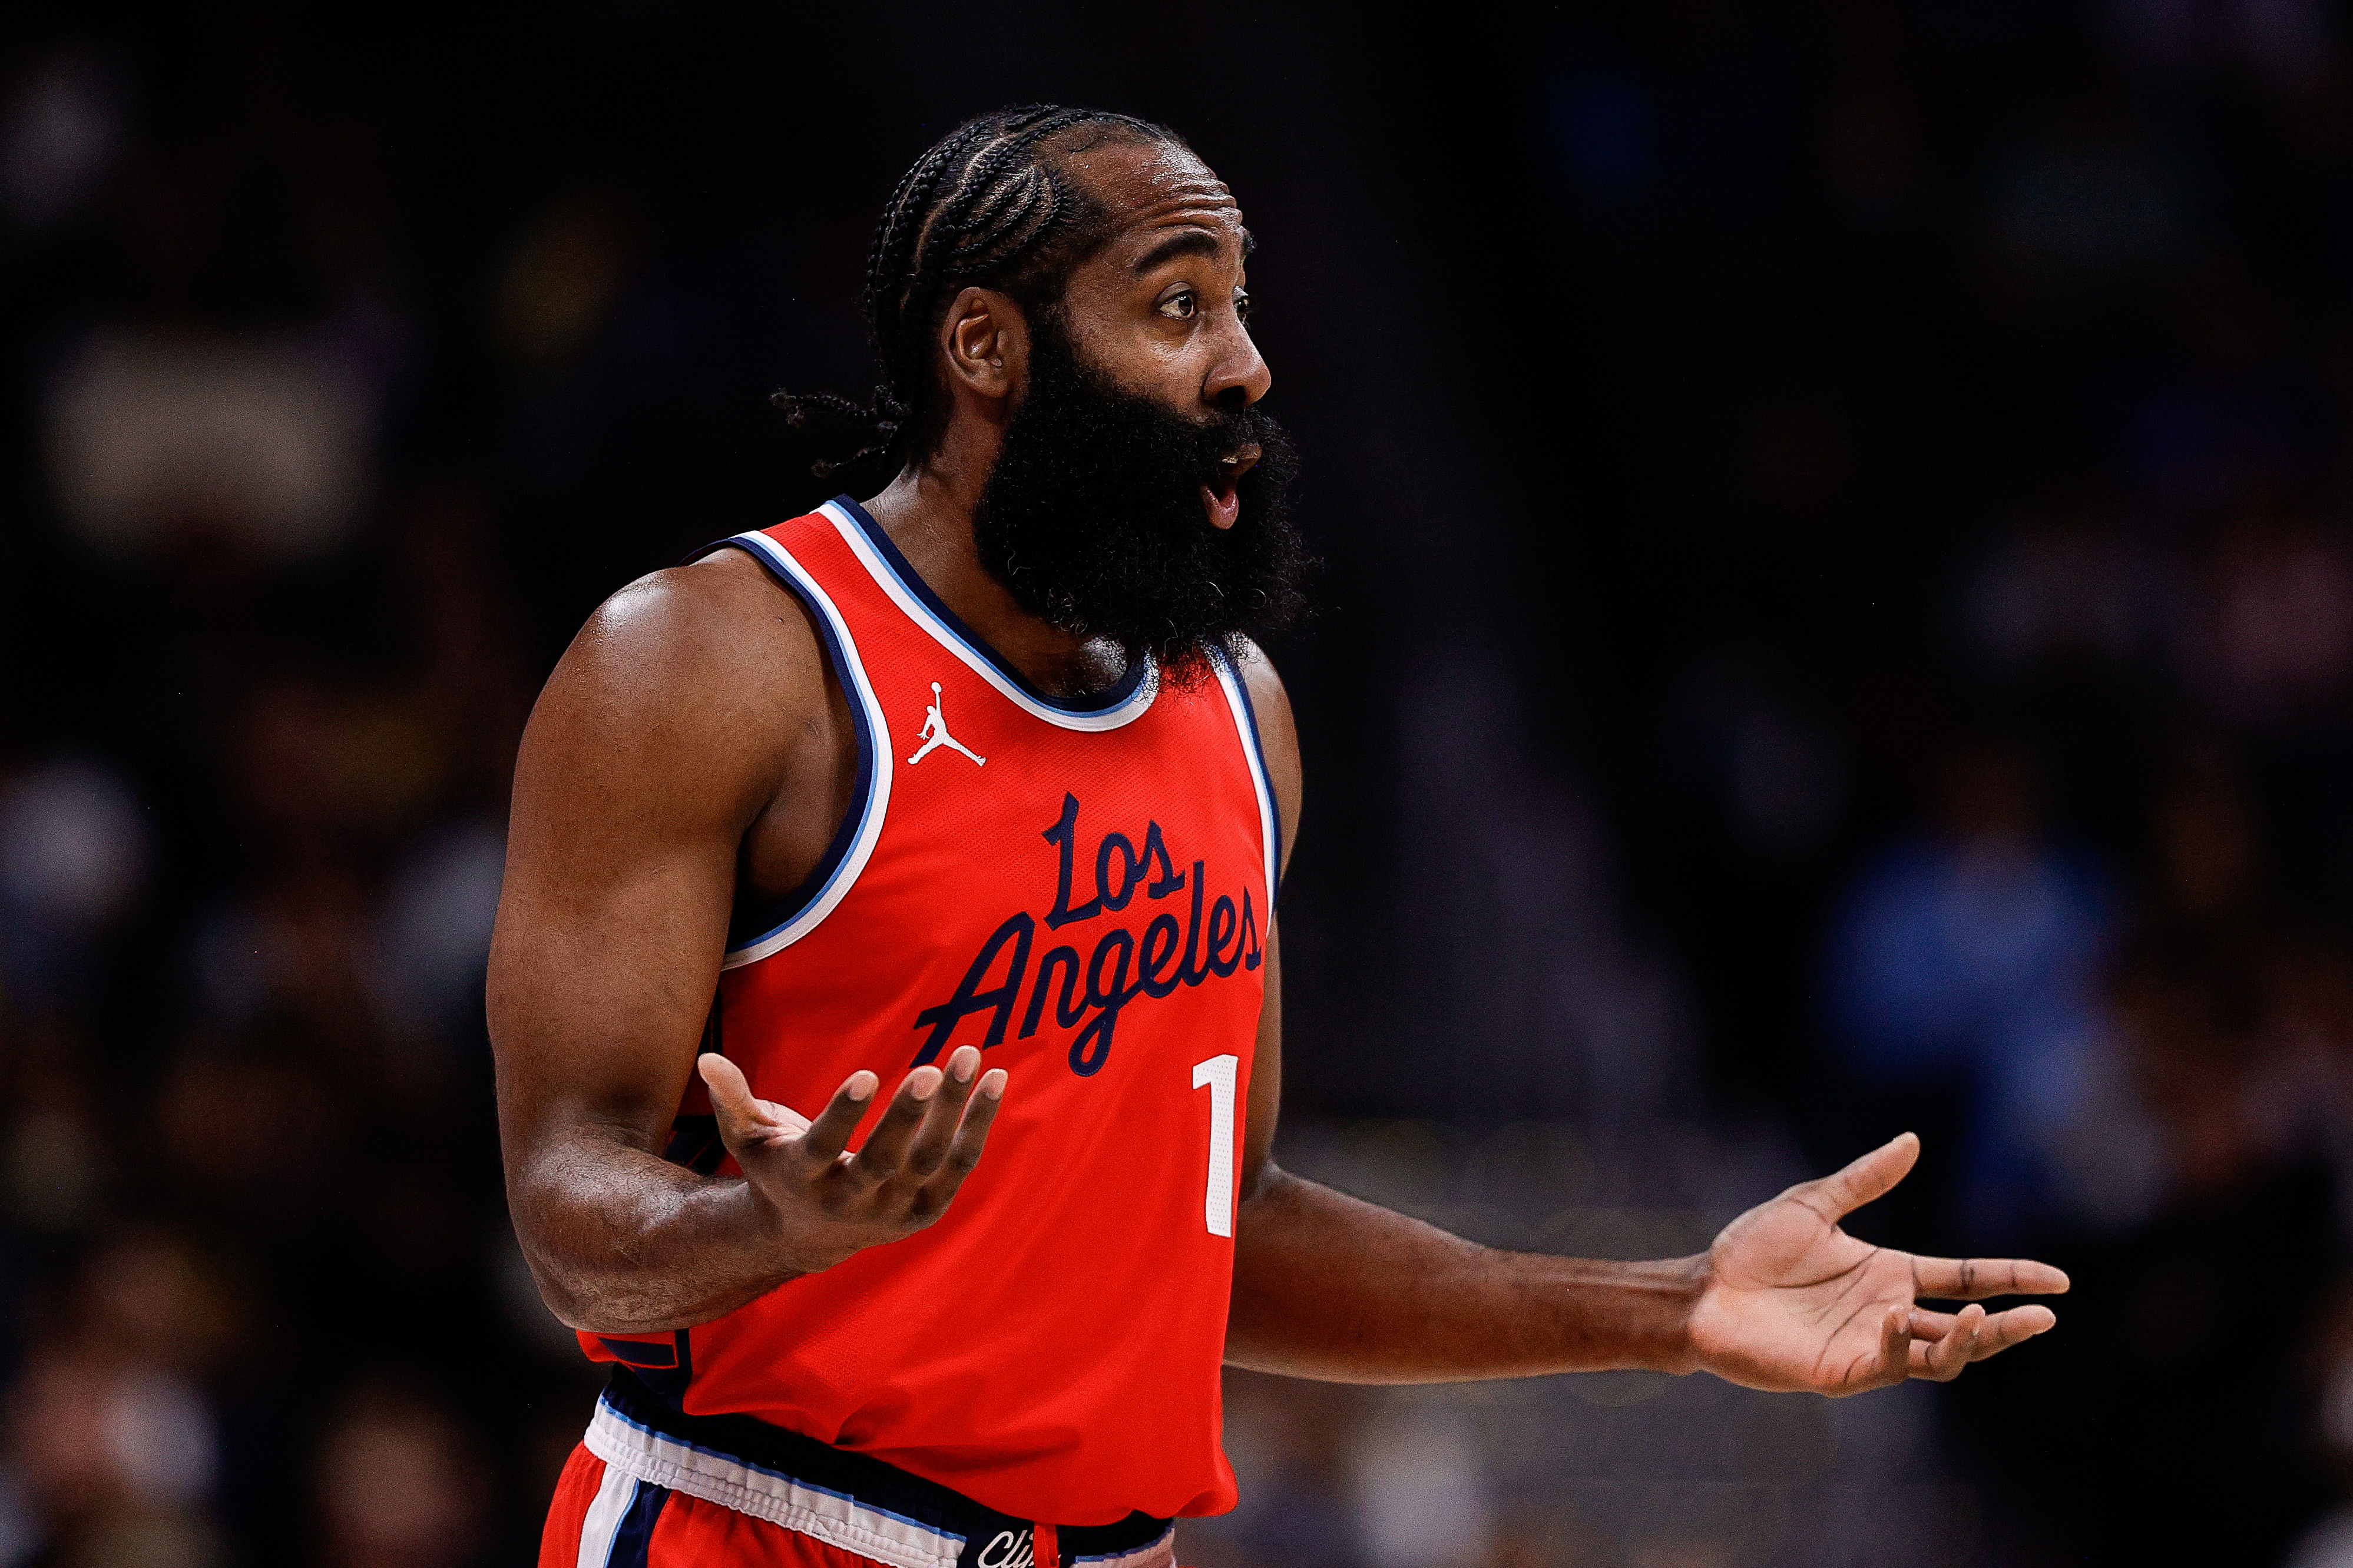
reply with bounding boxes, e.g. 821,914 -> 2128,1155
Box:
489,107 -> 2068,1568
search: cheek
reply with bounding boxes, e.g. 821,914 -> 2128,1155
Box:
1143,336 -> 1209,391
1092,326 -> 1202,399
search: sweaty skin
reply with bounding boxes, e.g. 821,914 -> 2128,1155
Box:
489,137 -> 2067,1391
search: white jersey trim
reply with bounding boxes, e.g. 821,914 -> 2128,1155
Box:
584,1396 -> 962,1568
1207,645 -> 1280,907
820,500 -> 1160,733
720,531 -> 893,970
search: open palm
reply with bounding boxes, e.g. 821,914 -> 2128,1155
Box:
1686,1133 -> 2068,1395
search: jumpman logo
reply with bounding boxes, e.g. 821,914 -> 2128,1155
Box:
907,682 -> 985,767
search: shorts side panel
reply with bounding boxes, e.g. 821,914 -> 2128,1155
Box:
541,1446 -> 619,1568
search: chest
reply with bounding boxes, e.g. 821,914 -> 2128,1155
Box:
718,663 -> 1270,1094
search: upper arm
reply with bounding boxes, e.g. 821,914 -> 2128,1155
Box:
487,555 -> 826,1184
1235,642 -> 1299,1201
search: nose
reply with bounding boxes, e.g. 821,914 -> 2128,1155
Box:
1204,320 -> 1272,411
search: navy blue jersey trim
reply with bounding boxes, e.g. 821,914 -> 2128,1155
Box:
1225,650 -> 1285,893
607,1479 -> 670,1568
829,496 -> 1150,715
690,538 -> 876,951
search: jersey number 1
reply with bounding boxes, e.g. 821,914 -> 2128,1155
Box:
1192,1054 -> 1239,1238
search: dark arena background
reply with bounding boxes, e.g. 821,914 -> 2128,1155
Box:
1,4 -> 2348,1564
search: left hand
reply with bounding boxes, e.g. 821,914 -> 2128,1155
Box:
1686,1132 -> 2068,1395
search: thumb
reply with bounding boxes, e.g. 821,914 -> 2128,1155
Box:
1791,1131 -> 1920,1221
697,1052 -> 763,1143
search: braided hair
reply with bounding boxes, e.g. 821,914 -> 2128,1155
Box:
775,105 -> 1183,486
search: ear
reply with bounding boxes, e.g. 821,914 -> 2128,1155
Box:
939,286 -> 1025,403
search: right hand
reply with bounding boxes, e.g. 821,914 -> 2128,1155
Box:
697,1045 -> 1008,1274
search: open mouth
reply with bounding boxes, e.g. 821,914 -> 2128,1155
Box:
1200,443 -> 1263,531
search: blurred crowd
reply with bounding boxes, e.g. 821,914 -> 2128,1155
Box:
6,4 -> 2353,1566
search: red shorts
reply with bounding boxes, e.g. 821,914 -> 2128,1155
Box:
540,1374 -> 1182,1568
542,1444 -> 886,1566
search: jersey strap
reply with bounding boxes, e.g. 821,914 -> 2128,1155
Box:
689,528 -> 894,967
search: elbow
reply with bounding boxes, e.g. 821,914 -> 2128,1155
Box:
1235,1157 -> 1292,1214
502,1152 -> 686,1336
512,1237 -> 612,1334
509,1211 -> 674,1337
520,1248 -> 687,1338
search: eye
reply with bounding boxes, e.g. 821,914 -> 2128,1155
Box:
1234,289 -> 1252,321
1156,289 -> 1198,321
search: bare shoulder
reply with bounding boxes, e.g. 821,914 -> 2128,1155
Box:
1229,638 -> 1302,867
564,548 -> 823,702
517,548 -> 832,828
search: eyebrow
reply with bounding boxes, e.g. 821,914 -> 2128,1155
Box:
1132,226 -> 1253,274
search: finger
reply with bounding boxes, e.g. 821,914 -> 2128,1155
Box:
1860,1301 -> 1911,1392
902,1047 -> 984,1176
849,1065 -> 946,1177
1911,1254 -> 2071,1300
1970,1304 -> 2057,1358
1788,1132 -> 1920,1222
929,1067 -> 1008,1193
1905,1307 -> 1961,1340
795,1070 -> 879,1165
1907,1303 -> 2054,1377
1928,1303 -> 1984,1380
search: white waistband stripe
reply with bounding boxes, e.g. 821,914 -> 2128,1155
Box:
577,1460 -> 638,1568
584,1398 -> 962,1568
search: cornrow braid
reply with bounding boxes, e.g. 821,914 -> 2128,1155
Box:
774,104 -> 1184,488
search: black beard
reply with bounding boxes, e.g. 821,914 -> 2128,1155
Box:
971,316 -> 1309,684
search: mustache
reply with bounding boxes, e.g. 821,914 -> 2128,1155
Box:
970,311 -> 1313,678
1180,408 -> 1276,480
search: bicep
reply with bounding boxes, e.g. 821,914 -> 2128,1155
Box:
488,572 -> 804,1169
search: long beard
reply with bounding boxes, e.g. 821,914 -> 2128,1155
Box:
971,317 -> 1309,684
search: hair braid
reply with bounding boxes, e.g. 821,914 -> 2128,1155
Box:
879,114 -> 1069,397
773,104 -> 1186,489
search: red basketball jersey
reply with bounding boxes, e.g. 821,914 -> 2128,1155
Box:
580,498 -> 1279,1527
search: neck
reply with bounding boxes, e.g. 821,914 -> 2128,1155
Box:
861,459 -> 1132,699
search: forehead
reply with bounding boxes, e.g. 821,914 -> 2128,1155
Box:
1060,138 -> 1245,262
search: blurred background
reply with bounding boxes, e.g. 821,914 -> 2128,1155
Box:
0,2 -> 2348,1564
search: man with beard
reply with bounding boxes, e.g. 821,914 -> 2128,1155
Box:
491,107 -> 2068,1568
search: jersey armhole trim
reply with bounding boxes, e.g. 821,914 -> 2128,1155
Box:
692,533 -> 893,969
1209,645 -> 1282,906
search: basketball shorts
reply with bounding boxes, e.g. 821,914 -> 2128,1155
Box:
542,1370 -> 1179,1568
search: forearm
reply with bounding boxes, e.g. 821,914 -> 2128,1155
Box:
514,1135 -> 805,1335
1225,1170 -> 1704,1383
